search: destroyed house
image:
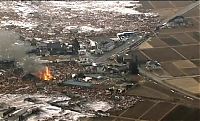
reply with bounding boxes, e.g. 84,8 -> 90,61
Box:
146,60 -> 161,70
167,16 -> 188,27
168,16 -> 184,23
82,63 -> 104,73
117,32 -> 137,40
100,41 -> 115,52
0,60 -> 15,69
46,41 -> 62,50
35,41 -> 75,55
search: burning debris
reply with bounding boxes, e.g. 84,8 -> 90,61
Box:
39,66 -> 53,81
0,1 -> 161,120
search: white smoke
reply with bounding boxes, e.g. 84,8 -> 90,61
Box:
0,30 -> 43,73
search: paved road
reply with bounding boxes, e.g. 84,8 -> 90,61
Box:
94,35 -> 143,63
93,1 -> 200,103
143,79 -> 200,107
139,67 -> 200,102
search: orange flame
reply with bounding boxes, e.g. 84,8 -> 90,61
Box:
40,66 -> 53,81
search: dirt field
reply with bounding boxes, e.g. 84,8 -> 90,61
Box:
147,37 -> 168,47
115,118 -> 134,121
191,60 -> 200,66
161,105 -> 200,121
160,37 -> 182,46
129,50 -> 149,62
141,47 -> 184,62
173,60 -> 197,68
173,45 -> 200,60
165,77 -> 200,94
83,117 -> 115,121
152,68 -> 173,77
150,1 -> 173,8
182,67 -> 200,76
140,102 -> 175,121
187,32 -> 200,42
171,33 -> 198,44
161,62 -> 186,77
193,76 -> 200,82
171,1 -> 193,7
139,1 -> 154,9
121,100 -> 155,119
187,17 -> 200,27
126,86 -> 170,100
182,5 -> 200,17
152,8 -> 178,19
158,27 -> 199,35
194,16 -> 200,22
109,110 -> 125,116
138,42 -> 153,49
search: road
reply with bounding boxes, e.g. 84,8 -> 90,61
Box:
92,0 -> 200,104
139,67 -> 200,105
94,35 -> 144,63
137,1 -> 200,104
162,1 -> 200,24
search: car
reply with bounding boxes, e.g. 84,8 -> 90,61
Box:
184,96 -> 193,100
170,89 -> 175,93
153,81 -> 158,84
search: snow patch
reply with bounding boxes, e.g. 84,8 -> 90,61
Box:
0,20 -> 38,29
79,26 -> 103,33
48,1 -> 141,15
86,101 -> 112,112
63,26 -> 103,33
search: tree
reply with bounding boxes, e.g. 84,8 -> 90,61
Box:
129,61 -> 139,74
129,55 -> 139,74
72,38 -> 80,55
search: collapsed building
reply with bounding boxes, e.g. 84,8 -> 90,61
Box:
29,40 -> 80,56
117,32 -> 137,41
162,16 -> 193,29
0,59 -> 16,69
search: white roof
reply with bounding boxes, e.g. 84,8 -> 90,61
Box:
92,63 -> 97,66
83,77 -> 92,82
89,40 -> 96,46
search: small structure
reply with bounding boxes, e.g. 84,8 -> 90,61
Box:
117,65 -> 129,74
89,39 -> 97,49
46,41 -> 62,50
78,56 -> 91,64
90,49 -> 103,55
146,60 -> 161,70
117,32 -> 137,41
32,40 -> 77,56
83,63 -> 104,74
78,49 -> 87,55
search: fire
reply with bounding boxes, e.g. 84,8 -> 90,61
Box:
40,66 -> 53,81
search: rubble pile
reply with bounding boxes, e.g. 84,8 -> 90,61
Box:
0,1 -> 160,120
0,60 -> 141,120
0,1 -> 160,42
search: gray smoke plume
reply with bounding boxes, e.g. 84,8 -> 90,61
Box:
0,30 -> 43,73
